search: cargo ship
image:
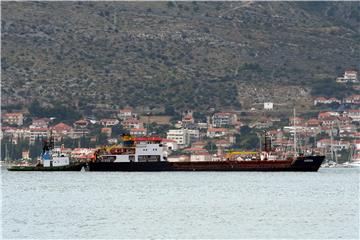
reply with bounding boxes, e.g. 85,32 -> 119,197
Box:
87,135 -> 324,172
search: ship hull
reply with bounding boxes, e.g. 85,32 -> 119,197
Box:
87,156 -> 324,172
7,163 -> 84,171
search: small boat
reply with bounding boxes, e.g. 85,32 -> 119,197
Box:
7,134 -> 84,172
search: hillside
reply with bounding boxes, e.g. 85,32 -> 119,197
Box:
2,1 -> 359,114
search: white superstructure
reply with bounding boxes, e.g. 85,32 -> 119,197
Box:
97,137 -> 166,163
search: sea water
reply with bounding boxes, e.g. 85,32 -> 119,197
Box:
1,168 -> 359,239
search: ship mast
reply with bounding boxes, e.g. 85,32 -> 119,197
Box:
293,108 -> 297,157
4,142 -> 9,163
330,123 -> 334,163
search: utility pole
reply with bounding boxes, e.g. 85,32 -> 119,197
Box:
330,123 -> 334,163
147,112 -> 150,136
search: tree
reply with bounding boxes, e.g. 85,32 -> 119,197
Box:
97,133 -> 108,146
167,1 -> 174,7
240,126 -> 252,135
233,127 -> 260,150
80,135 -> 91,148
164,105 -> 176,116
204,141 -> 217,154
30,136 -> 43,159
111,124 -> 128,137
193,111 -> 206,122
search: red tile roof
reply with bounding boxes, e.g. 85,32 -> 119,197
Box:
4,112 -> 23,117
130,128 -> 146,132
52,123 -> 72,132
134,137 -> 162,142
207,128 -> 227,132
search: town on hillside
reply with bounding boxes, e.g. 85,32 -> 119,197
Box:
1,70 -> 359,164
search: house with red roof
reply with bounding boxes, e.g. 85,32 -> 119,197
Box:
318,111 -> 339,119
306,119 -> 321,127
182,114 -> 194,124
52,123 -> 74,140
191,141 -> 207,149
353,139 -> 360,149
118,107 -> 136,120
314,97 -> 328,106
123,117 -> 143,129
339,124 -> 358,138
289,117 -> 304,125
214,139 -> 231,148
2,112 -> 24,126
320,116 -> 339,126
344,95 -> 360,105
183,147 -> 207,154
161,138 -> 179,151
353,132 -> 360,139
74,119 -> 89,129
2,127 -> 30,142
101,127 -> 112,137
319,126 -> 337,136
30,118 -> 51,129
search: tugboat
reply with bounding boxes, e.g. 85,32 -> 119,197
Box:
7,135 -> 84,171
87,134 -> 324,172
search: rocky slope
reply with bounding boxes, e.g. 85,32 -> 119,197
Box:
2,2 -> 359,113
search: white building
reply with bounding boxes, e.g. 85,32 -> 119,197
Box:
167,129 -> 190,147
30,128 -> 49,144
316,139 -> 350,151
207,128 -> 228,138
187,129 -> 200,142
118,108 -> 136,120
99,118 -> 120,127
212,112 -> 237,127
30,118 -> 50,129
264,102 -> 273,110
190,153 -> 212,162
336,70 -> 358,83
161,139 -> 179,151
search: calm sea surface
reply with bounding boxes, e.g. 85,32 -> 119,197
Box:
1,167 -> 359,239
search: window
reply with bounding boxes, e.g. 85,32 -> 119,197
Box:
101,156 -> 116,162
138,155 -> 160,162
